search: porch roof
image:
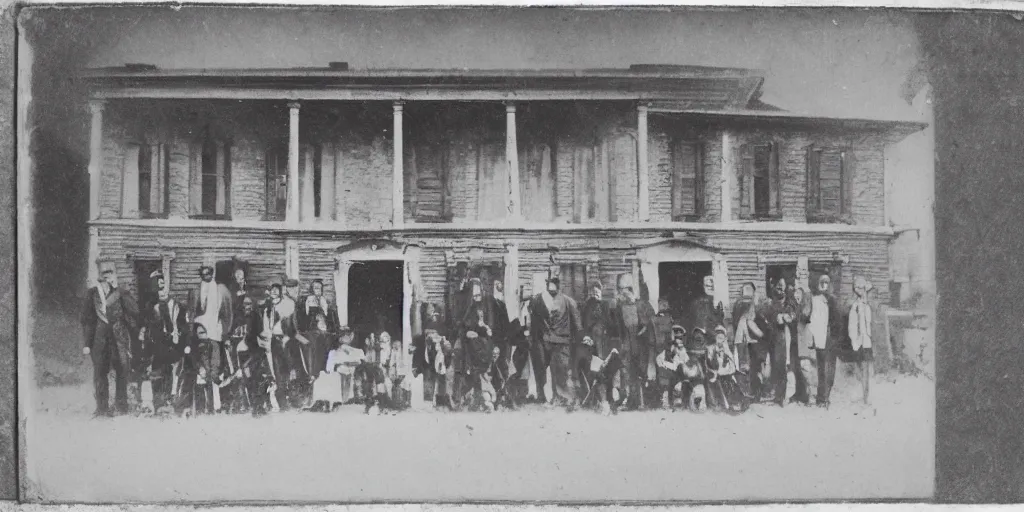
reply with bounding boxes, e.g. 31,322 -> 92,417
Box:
83,64 -> 766,108
650,105 -> 928,142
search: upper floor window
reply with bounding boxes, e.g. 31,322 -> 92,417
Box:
671,139 -> 705,221
740,141 -> 781,220
806,145 -> 852,222
265,146 -> 288,220
121,143 -> 170,218
190,138 -> 232,219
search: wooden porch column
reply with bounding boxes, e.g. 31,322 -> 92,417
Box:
88,100 -> 105,221
721,131 -> 734,221
86,227 -> 100,286
503,243 -> 520,322
637,103 -> 650,222
161,251 -> 176,290
392,101 -> 405,228
285,240 -> 300,280
287,102 -> 301,224
334,258 -> 352,327
505,102 -> 521,220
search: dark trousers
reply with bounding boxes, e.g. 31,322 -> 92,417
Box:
529,341 -> 548,399
789,336 -> 810,403
769,338 -> 788,404
270,338 -> 293,410
815,348 -> 838,404
91,323 -> 130,414
150,359 -> 174,411
545,342 -> 576,406
748,342 -> 769,400
239,351 -> 273,416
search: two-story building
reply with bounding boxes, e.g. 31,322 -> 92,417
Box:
82,64 -> 926,385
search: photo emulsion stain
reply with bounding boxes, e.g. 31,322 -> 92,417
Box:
19,6 -> 935,503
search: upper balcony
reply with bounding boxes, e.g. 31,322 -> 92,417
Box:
83,64 -> 925,235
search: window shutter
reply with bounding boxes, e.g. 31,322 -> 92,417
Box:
806,146 -> 821,216
695,142 -> 706,218
739,143 -> 753,219
301,144 -> 315,222
769,142 -> 781,218
150,144 -> 165,215
841,149 -> 855,217
215,142 -> 227,216
321,142 -> 336,221
189,143 -> 202,216
122,144 -> 141,218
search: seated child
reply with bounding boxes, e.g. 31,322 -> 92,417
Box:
705,325 -> 748,414
485,345 -> 515,411
656,325 -> 693,410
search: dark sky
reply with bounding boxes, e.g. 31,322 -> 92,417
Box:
23,6 -> 923,309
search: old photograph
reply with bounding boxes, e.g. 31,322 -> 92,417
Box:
18,6 -> 935,503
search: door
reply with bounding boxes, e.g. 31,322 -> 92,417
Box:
133,259 -> 163,312
658,261 -> 713,330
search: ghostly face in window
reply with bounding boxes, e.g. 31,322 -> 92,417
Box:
703,276 -> 715,296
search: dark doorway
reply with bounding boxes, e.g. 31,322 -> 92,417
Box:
659,261 -> 712,330
348,260 -> 404,350
766,263 -> 798,297
215,258 -> 249,288
133,259 -> 163,312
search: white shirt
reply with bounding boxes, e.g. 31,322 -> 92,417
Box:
849,299 -> 873,350
808,295 -> 830,350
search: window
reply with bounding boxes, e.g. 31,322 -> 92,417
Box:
671,139 -> 705,221
190,138 -> 231,219
520,142 -> 557,223
739,141 -> 781,219
122,143 -> 170,218
265,146 -> 288,220
298,143 -> 335,222
806,145 -> 852,222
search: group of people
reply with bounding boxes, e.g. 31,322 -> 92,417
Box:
80,256 -> 875,419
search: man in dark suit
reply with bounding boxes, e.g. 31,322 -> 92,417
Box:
141,270 -> 190,415
81,258 -> 140,417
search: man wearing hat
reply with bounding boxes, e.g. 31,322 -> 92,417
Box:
298,279 -> 338,405
529,272 -> 583,409
188,264 -> 234,413
81,258 -> 140,417
142,270 -> 190,415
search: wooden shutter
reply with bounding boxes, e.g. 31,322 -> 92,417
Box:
122,144 -> 141,218
265,148 -> 286,219
739,143 -> 753,219
218,142 -> 231,217
573,145 -> 596,223
321,142 -> 336,221
806,146 -> 821,216
477,141 -> 507,221
559,263 -> 588,305
819,148 -> 843,216
300,144 -> 315,222
694,142 -> 706,218
841,149 -> 855,216
189,143 -> 202,216
769,142 -> 781,218
152,144 -> 169,216
521,143 -> 555,223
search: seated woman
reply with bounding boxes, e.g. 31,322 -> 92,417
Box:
309,327 -> 363,412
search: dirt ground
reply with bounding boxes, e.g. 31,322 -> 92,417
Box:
23,368 -> 934,504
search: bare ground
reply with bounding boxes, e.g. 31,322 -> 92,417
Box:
23,367 -> 934,504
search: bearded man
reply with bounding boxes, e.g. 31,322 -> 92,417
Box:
609,273 -> 656,411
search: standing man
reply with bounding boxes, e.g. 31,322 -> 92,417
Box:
609,273 -> 656,411
802,274 -> 844,408
786,286 -> 811,405
529,275 -> 583,410
143,270 -> 189,415
579,281 -> 611,406
755,278 -> 791,406
848,276 -> 874,405
189,264 -> 233,414
300,279 -> 337,380
261,283 -> 299,410
81,258 -> 140,418
283,278 -> 313,407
